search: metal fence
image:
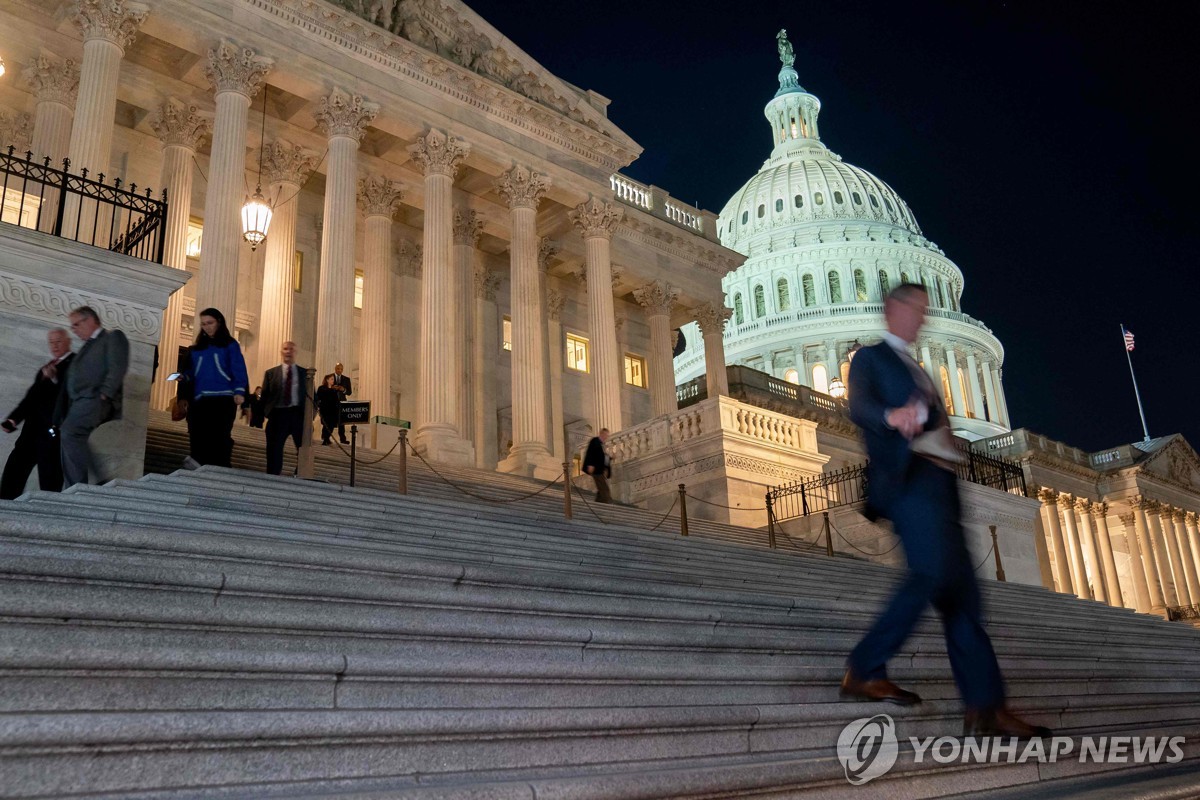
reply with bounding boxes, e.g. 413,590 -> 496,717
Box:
1,146 -> 167,263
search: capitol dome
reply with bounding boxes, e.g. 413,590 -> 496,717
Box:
675,31 -> 1013,442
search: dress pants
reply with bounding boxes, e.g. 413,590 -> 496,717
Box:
265,406 -> 303,475
592,472 -> 612,504
847,457 -> 1005,711
0,429 -> 63,499
59,396 -> 108,489
187,396 -> 237,467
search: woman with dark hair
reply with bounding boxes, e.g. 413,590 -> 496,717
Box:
176,308 -> 249,468
315,373 -> 341,446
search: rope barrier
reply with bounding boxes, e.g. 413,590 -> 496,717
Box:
830,519 -> 902,557
570,480 -> 611,525
973,541 -> 996,573
683,491 -> 766,512
646,494 -> 680,532
329,434 -> 402,465
405,439 -> 563,504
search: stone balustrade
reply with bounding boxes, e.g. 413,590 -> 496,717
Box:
609,172 -> 715,240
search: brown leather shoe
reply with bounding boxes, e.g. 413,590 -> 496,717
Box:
840,670 -> 922,706
963,707 -> 1052,739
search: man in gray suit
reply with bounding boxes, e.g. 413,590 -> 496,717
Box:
55,306 -> 129,488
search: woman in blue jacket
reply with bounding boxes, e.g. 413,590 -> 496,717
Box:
177,308 -> 248,468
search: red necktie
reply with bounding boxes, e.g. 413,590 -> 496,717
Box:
283,366 -> 293,405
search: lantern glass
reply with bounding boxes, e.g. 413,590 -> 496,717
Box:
828,377 -> 847,399
241,190 -> 272,250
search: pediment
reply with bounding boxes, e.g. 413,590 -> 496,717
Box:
1139,435 -> 1200,489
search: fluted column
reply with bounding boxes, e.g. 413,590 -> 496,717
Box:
196,41 -> 272,318
313,89 -> 377,382
1169,509 -> 1200,606
22,55 -> 79,234
1039,489 -> 1074,594
695,303 -> 732,397
255,140 -> 318,384
1075,499 -> 1106,604
965,352 -> 986,420
980,359 -> 999,423
634,281 -> 681,418
991,365 -> 1011,427
1058,494 -> 1092,600
495,165 -> 556,477
148,99 -> 210,410
571,199 -> 625,434
1132,500 -> 1167,613
1155,506 -> 1191,606
473,267 -> 501,468
357,174 -> 403,425
1119,511 -> 1151,613
1091,504 -> 1124,608
1187,513 -> 1200,595
454,209 -> 483,445
546,285 -> 566,459
1143,502 -> 1179,607
919,342 -> 936,386
945,347 -> 967,420
407,129 -> 472,463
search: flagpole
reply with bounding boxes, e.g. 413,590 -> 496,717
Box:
1121,324 -> 1151,443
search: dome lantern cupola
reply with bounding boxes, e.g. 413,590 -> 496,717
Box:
766,30 -> 822,154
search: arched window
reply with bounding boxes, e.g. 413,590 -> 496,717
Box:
949,288 -> 959,311
878,269 -> 890,298
794,194 -> 804,208
828,270 -> 843,303
935,278 -> 946,308
958,367 -> 974,418
802,274 -> 815,306
854,269 -> 868,302
741,211 -> 748,225
757,204 -> 765,219
852,192 -> 863,205
900,270 -> 910,284
940,366 -> 955,416
884,197 -> 894,213
776,278 -> 790,311
812,364 -> 829,395
733,294 -> 744,325
833,190 -> 844,204
814,191 -> 825,206
753,285 -> 766,317
775,198 -> 784,213
869,194 -> 880,208
784,368 -> 800,385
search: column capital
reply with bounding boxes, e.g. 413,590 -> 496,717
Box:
358,174 -> 403,219
632,280 -> 679,317
68,0 -> 147,51
1074,497 -> 1092,514
0,111 -> 33,155
21,55 -> 80,107
1130,495 -> 1152,512
1036,487 -> 1058,505
1092,502 -> 1109,518
150,98 -> 211,150
204,41 -> 272,98
1187,512 -> 1199,527
473,264 -> 500,301
693,302 -> 732,336
262,139 -> 320,187
408,128 -> 469,177
316,88 -> 378,142
453,209 -> 483,246
396,239 -> 423,279
495,164 -> 549,210
546,287 -> 565,321
1170,507 -> 1187,523
1056,492 -> 1075,511
569,197 -> 623,239
1118,511 -> 1136,527
537,237 -> 559,272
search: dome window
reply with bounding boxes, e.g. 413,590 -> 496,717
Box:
828,270 -> 843,303
869,195 -> 879,208
775,198 -> 783,213
794,194 -> 804,208
754,285 -> 766,317
854,269 -> 868,302
878,269 -> 890,297
757,204 -> 765,219
802,274 -> 815,306
733,293 -> 744,325
777,278 -> 790,311
884,197 -> 894,213
814,191 -> 825,206
852,192 -> 863,205
789,117 -> 799,138
741,211 -> 748,225
834,191 -> 844,204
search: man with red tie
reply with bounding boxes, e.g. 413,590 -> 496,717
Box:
261,341 -> 309,476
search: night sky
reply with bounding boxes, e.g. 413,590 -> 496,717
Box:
466,0 -> 1200,453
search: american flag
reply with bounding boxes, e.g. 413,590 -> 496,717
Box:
1124,329 -> 1135,352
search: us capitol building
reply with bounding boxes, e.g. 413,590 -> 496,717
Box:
2,1 -> 1200,622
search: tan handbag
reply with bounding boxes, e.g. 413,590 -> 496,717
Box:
169,397 -> 187,422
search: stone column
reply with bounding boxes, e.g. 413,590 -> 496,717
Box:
1166,510 -> 1195,604
255,140 -> 318,384
357,174 -> 403,425
22,55 -> 78,233
991,365 -> 1011,427
1118,511 -> 1151,613
0,111 -> 33,155
453,210 -> 483,445
980,359 -> 1000,423
1074,499 -> 1107,604
694,303 -> 732,397
1170,509 -> 1200,606
1132,500 -> 1167,613
1144,502 -> 1179,607
570,197 -> 625,433
546,286 -> 566,459
825,341 -> 839,385
408,129 -> 472,463
313,89 -> 377,380
965,352 -> 986,420
473,266 -> 501,468
1187,513 -> 1200,594
1039,489 -> 1074,594
633,280 -> 681,418
495,164 -> 557,478
196,41 -> 272,318
147,99 -> 210,411
1058,494 -> 1092,600
919,342 -> 936,386
944,347 -> 967,419
1091,504 -> 1124,608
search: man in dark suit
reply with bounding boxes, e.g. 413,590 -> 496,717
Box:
1,329 -> 75,499
55,306 -> 128,489
583,428 -> 612,504
262,341 -> 309,476
841,283 -> 1049,739
332,362 -> 351,444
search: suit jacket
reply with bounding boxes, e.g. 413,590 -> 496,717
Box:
847,341 -> 946,517
7,353 -> 74,437
55,329 -> 128,425
583,436 -> 611,478
333,373 -> 352,397
261,363 -> 312,418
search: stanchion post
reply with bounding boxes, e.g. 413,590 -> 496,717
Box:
823,511 -> 834,557
563,462 -> 573,519
297,367 -> 316,479
766,492 -> 776,549
990,525 -> 1006,582
349,424 -> 358,487
678,483 -> 689,537
397,428 -> 408,495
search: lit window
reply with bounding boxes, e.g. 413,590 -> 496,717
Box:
354,269 -> 364,309
958,367 -> 974,418
878,269 -> 889,297
854,269 -> 868,302
566,333 -> 589,372
776,278 -> 790,311
775,198 -> 783,213
812,364 -> 829,394
0,188 -> 42,229
502,315 -> 512,351
940,366 -> 955,415
789,117 -> 798,138
185,220 -> 203,258
293,251 -> 303,292
828,270 -> 842,303
784,368 -> 800,385
833,191 -> 844,204
814,191 -> 825,206
794,194 -> 803,208
624,354 -> 646,387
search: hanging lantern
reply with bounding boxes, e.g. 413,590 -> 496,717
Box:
240,186 -> 272,250
828,376 -> 847,400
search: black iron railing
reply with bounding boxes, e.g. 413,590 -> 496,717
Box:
956,441 -> 1027,496
0,146 -> 167,263
1167,604 -> 1200,622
